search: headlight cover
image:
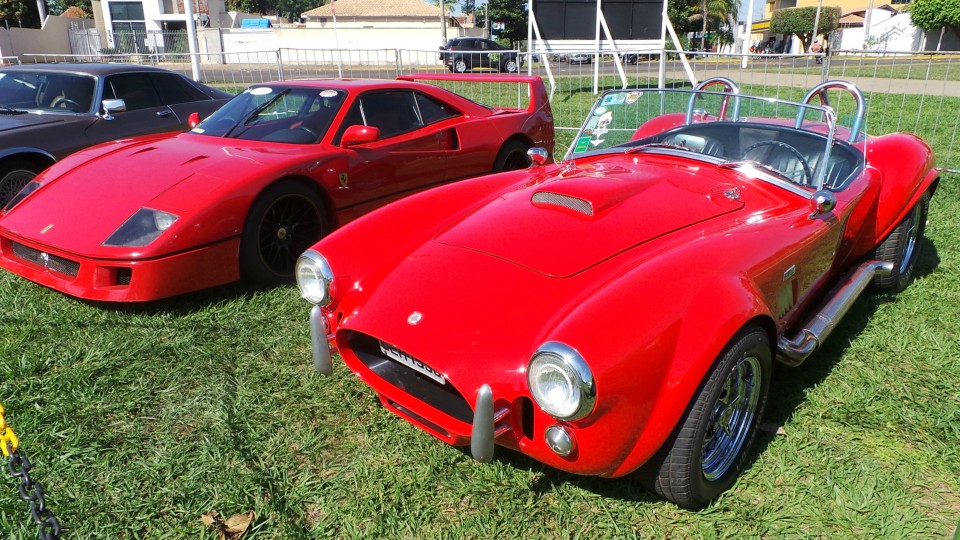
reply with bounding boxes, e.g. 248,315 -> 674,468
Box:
296,250 -> 334,305
4,180 -> 41,213
103,208 -> 179,247
528,341 -> 596,421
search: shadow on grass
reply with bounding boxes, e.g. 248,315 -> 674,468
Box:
83,280 -> 295,317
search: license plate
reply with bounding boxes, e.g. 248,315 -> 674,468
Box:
379,341 -> 446,385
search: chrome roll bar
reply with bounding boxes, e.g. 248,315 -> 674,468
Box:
686,77 -> 741,125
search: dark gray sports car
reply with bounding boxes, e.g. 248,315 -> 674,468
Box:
0,63 -> 231,205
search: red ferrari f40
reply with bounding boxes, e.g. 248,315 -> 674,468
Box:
0,73 -> 553,301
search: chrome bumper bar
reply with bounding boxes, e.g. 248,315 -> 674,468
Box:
310,305 -> 332,375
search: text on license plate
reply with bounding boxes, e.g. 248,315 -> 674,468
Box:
379,341 -> 446,385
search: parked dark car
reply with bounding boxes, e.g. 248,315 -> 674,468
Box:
568,52 -> 593,65
439,38 -> 522,73
0,63 -> 231,206
619,52 -> 654,64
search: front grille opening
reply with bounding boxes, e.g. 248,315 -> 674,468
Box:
348,331 -> 473,424
519,397 -> 535,440
388,400 -> 450,438
11,242 -> 80,277
114,267 -> 132,286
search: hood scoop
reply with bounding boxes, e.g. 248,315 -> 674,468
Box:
438,166 -> 745,277
531,191 -> 593,216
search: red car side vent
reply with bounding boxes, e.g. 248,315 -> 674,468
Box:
531,191 -> 594,216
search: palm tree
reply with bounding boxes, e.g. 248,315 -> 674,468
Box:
687,0 -> 737,51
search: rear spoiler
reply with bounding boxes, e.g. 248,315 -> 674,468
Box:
397,73 -> 549,115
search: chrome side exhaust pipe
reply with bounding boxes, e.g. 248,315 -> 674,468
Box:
777,260 -> 893,366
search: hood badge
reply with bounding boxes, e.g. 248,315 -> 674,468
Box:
40,224 -> 54,234
407,311 -> 423,325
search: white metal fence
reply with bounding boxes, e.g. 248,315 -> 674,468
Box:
12,48 -> 960,170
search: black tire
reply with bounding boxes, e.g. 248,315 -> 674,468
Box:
871,191 -> 930,292
0,160 -> 40,208
492,140 -> 531,172
645,326 -> 771,509
453,58 -> 469,73
240,182 -> 326,284
501,58 -> 519,73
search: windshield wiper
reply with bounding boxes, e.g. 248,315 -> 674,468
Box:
0,105 -> 27,115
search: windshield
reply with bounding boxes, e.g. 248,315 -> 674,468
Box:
0,72 -> 96,113
193,85 -> 347,144
567,85 -> 866,191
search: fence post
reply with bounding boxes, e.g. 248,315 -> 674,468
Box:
395,49 -> 403,76
276,49 -> 285,81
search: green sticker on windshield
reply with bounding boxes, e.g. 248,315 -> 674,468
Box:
574,136 -> 592,153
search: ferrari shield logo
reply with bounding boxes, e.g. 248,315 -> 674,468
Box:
338,172 -> 349,188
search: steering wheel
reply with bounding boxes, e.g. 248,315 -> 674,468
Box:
741,140 -> 813,186
294,124 -> 319,139
51,96 -> 82,111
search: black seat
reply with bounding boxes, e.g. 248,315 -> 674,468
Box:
663,133 -> 726,157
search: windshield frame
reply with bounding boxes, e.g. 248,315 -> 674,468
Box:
192,84 -> 347,144
565,85 -> 863,192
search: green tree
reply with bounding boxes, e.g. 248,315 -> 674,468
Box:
489,0 -> 525,44
770,5 -> 840,52
275,0 -> 313,22
1,0 -> 41,28
47,0 -> 92,17
225,0 -> 270,15
910,0 -> 960,50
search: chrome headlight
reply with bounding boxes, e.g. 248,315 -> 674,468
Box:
528,342 -> 596,421
296,250 -> 334,305
103,208 -> 178,247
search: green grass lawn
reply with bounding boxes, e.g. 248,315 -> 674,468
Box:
1,85 -> 959,538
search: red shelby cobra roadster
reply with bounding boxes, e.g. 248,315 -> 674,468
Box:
296,78 -> 938,507
0,74 -> 553,301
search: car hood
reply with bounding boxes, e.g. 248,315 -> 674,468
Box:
436,158 -> 745,277
0,134 -> 309,253
0,112 -> 86,134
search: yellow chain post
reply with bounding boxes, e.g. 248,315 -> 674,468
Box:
0,401 -> 21,456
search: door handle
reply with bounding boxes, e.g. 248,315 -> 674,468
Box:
157,110 -> 171,118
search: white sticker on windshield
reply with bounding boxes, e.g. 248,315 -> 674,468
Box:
250,87 -> 273,96
319,90 -> 338,98
593,106 -> 607,115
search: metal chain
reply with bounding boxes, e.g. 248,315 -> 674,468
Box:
1,404 -> 62,540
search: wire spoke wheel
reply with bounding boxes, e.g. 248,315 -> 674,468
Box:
898,201 -> 924,276
642,326 -> 770,509
701,354 -> 762,481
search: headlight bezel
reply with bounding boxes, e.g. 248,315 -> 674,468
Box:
527,341 -> 596,421
296,250 -> 334,306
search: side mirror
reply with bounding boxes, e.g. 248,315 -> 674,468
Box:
341,125 -> 380,148
809,190 -> 837,218
101,98 -> 126,120
188,112 -> 201,128
527,147 -> 549,167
